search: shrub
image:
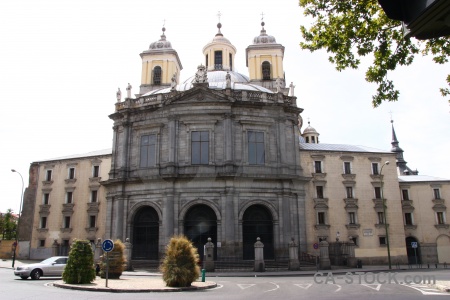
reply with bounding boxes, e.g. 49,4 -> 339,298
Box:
62,239 -> 96,284
100,239 -> 126,279
160,235 -> 200,287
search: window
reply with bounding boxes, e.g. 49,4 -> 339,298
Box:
214,50 -> 222,70
153,66 -> 162,85
229,53 -> 232,70
346,186 -> 353,198
344,162 -> 352,174
43,193 -> 50,205
90,216 -> 96,228
404,213 -> 413,225
91,190 -> 98,203
205,54 -> 208,69
39,239 -> 45,247
348,212 -> 356,224
40,217 -> 47,229
311,136 -> 316,143
68,167 -> 75,179
191,131 -> 209,164
140,134 -> 157,168
305,137 -> 309,143
317,212 -> 326,225
316,186 -> 324,199
66,192 -> 73,204
437,212 -> 445,225
350,236 -> 358,246
402,189 -> 410,201
248,131 -> 265,165
378,212 -> 385,224
374,187 -> 382,199
372,163 -> 379,175
46,170 -> 52,181
262,61 -> 271,80
434,188 -> 441,200
314,161 -> 322,173
379,236 -> 387,245
64,216 -> 70,228
93,165 -> 100,177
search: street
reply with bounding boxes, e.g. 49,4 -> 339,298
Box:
2,268 -> 449,299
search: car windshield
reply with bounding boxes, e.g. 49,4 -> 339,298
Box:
40,257 -> 57,264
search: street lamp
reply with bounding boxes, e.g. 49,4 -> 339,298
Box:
11,169 -> 24,269
380,161 -> 392,269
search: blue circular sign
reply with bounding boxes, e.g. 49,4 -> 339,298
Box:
102,239 -> 114,252
313,242 -> 319,250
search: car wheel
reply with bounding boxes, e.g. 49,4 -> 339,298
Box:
20,276 -> 28,280
30,269 -> 41,280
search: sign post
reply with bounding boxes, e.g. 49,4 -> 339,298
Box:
102,239 -> 114,288
411,242 -> 418,266
313,242 -> 319,271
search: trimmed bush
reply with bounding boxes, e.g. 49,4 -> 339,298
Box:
100,239 -> 126,279
160,235 -> 200,287
62,239 -> 96,284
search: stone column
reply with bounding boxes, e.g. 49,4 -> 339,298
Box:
113,196 -> 125,240
52,239 -> 59,256
168,116 -> 177,166
224,114 -> 233,164
204,238 -> 215,272
94,238 -> 102,262
346,238 -> 357,268
163,190 -> 175,244
254,237 -> 265,272
319,240 -> 331,270
123,238 -> 133,271
288,238 -> 300,271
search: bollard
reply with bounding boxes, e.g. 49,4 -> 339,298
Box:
201,269 -> 206,282
435,264 -> 438,268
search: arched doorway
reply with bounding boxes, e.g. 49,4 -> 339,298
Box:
406,237 -> 421,264
132,206 -> 159,260
184,205 -> 217,262
243,205 -> 274,260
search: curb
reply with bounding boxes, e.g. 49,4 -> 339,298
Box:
52,281 -> 217,293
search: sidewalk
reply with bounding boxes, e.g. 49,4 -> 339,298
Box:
2,258 -> 449,293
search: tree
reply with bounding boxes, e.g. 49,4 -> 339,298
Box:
0,209 -> 17,240
299,0 -> 450,107
160,235 -> 200,287
62,239 -> 96,284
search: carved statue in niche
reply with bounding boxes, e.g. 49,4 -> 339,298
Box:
225,71 -> 231,89
171,72 -> 177,91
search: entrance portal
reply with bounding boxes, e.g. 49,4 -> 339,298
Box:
184,205 -> 217,262
132,206 -> 159,260
242,205 -> 274,260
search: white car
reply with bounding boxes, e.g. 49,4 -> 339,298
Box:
14,256 -> 68,280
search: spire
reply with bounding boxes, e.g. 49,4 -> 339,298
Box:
389,120 -> 418,176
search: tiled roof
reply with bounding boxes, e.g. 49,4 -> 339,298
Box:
398,175 -> 450,182
35,148 -> 112,163
299,143 -> 390,153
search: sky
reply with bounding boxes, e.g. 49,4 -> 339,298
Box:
1,0 -> 449,213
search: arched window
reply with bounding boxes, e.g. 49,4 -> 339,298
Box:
153,66 -> 162,85
262,61 -> 271,80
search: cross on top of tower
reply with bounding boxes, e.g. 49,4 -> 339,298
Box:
217,11 -> 222,23
261,12 -> 265,21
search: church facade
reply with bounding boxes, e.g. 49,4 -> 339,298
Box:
104,22 -> 308,260
18,21 -> 450,266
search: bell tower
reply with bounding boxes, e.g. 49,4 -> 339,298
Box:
202,22 -> 237,72
139,27 -> 183,95
246,21 -> 286,92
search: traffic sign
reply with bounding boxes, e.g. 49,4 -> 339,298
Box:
313,242 -> 319,250
411,242 -> 418,248
102,239 -> 114,252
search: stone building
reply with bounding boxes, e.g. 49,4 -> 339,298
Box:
24,150 -> 111,259
104,22 -> 308,261
18,21 -> 450,266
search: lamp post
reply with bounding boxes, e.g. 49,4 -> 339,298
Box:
380,161 -> 392,269
11,169 -> 24,269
